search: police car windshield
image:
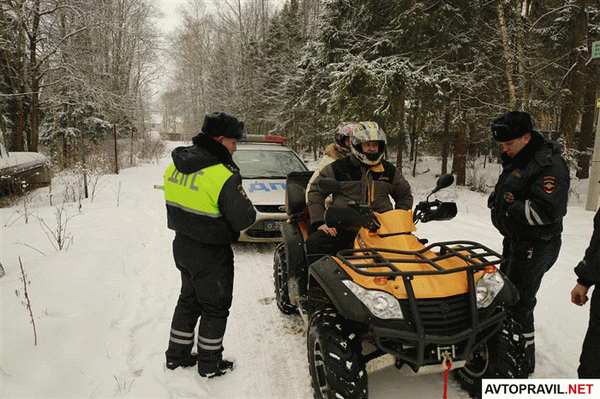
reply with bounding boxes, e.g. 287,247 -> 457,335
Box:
234,149 -> 308,178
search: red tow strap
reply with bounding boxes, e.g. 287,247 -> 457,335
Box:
442,353 -> 453,399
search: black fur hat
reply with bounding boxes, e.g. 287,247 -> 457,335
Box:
491,111 -> 534,142
201,112 -> 245,140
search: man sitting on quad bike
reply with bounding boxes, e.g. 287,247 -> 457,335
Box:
305,121 -> 413,263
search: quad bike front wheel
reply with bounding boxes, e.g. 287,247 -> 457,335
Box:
273,244 -> 297,315
454,318 -> 527,398
307,308 -> 367,399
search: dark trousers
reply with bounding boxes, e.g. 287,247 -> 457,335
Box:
578,286 -> 600,378
501,235 -> 561,333
166,235 -> 234,367
304,228 -> 356,264
500,235 -> 561,373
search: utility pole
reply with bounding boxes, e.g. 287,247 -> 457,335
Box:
585,42 -> 600,211
586,107 -> 600,211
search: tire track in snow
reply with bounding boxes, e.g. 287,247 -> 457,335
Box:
220,243 -> 313,398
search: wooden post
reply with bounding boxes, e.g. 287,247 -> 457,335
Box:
113,124 -> 119,174
80,118 -> 88,198
130,126 -> 134,166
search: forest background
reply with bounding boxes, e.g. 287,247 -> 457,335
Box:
2,0 -> 600,189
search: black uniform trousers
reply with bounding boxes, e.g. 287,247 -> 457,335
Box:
578,285 -> 600,378
500,234 -> 561,373
166,234 -> 234,369
305,228 -> 357,264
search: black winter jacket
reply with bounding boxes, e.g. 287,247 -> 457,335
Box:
307,155 -> 413,226
488,132 -> 569,240
575,209 -> 600,288
165,133 -> 256,244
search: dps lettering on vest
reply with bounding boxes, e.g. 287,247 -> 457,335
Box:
164,163 -> 233,218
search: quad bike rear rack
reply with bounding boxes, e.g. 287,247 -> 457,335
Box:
335,240 -> 502,277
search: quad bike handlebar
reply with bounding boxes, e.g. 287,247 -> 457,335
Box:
413,200 -> 457,224
322,174 -> 458,230
413,173 -> 458,224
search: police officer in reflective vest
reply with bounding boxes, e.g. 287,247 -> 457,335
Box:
488,111 -> 570,376
164,112 -> 256,378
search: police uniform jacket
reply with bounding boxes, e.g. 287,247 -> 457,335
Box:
575,208 -> 600,288
164,133 -> 256,244
488,132 -> 569,240
307,155 -> 413,226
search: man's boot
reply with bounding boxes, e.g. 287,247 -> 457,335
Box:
198,359 -> 235,378
166,353 -> 198,370
524,340 -> 535,376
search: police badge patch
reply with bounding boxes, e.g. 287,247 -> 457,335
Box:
504,192 -> 515,203
542,176 -> 556,194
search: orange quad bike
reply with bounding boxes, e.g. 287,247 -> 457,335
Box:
273,173 -> 528,399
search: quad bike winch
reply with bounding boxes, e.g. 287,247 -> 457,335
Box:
273,172 -> 527,399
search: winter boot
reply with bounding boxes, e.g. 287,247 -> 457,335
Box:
198,359 -> 235,378
524,341 -> 535,376
166,353 -> 199,370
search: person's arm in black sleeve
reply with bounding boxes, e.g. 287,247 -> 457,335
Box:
576,208 -> 600,286
572,208 -> 600,306
219,173 -> 257,232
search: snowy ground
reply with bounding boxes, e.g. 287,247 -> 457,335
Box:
1,143 -> 594,398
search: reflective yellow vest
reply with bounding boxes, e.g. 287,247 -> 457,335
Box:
164,163 -> 233,217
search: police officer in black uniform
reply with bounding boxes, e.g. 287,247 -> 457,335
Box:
163,112 -> 256,378
488,111 -> 570,376
571,208 -> 600,378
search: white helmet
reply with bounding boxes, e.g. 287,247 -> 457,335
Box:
350,122 -> 387,166
333,122 -> 356,156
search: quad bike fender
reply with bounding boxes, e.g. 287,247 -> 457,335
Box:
282,221 -> 307,279
308,255 -> 373,323
495,270 -> 520,307
282,221 -> 308,303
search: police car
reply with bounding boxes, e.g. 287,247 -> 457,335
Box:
233,135 -> 309,242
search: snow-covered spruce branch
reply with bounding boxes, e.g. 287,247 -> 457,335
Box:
18,257 -> 37,345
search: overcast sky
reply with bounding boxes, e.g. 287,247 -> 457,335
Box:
156,0 -> 287,33
156,0 -> 187,33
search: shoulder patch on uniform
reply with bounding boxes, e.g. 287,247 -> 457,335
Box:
511,170 -> 522,178
542,176 -> 556,194
238,184 -> 249,199
504,192 -> 515,203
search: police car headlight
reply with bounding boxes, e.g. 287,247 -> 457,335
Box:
476,271 -> 505,309
342,280 -> 403,319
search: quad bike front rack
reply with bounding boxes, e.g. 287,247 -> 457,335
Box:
335,240 -> 502,277
334,240 -> 506,368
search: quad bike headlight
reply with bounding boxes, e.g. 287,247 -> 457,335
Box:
342,280 -> 403,319
476,270 -> 505,309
